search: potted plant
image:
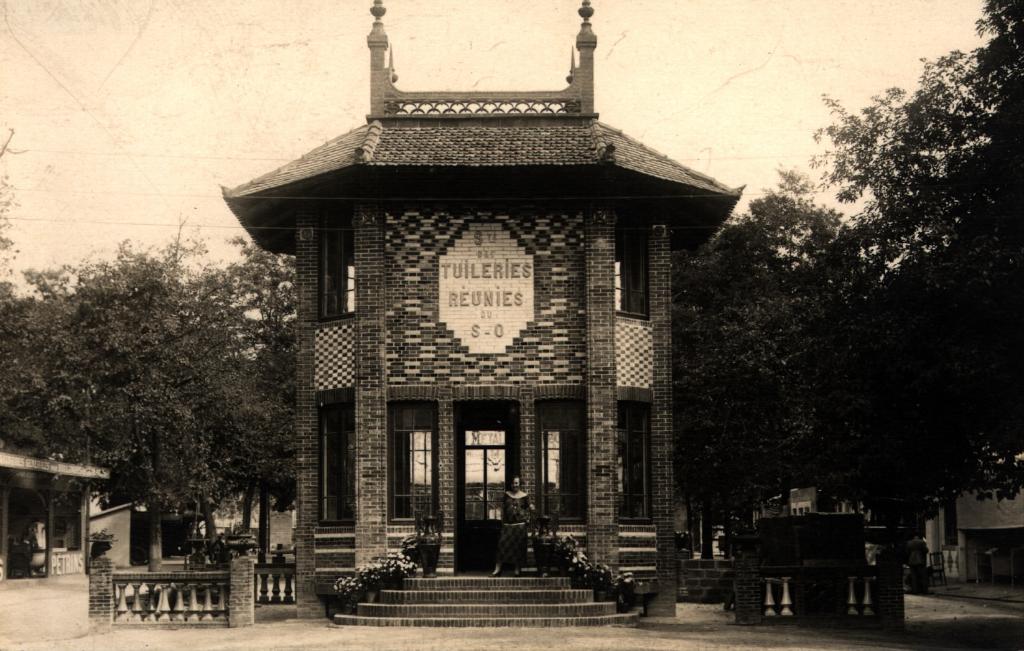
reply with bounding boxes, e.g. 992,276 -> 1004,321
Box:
89,529 -> 116,559
614,571 -> 636,612
532,515 -> 558,577
414,512 -> 444,578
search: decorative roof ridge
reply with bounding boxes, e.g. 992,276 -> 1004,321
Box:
367,1 -> 597,116
590,120 -> 616,163
356,120 -> 384,163
595,122 -> 744,196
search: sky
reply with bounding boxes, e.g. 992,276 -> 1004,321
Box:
0,0 -> 986,277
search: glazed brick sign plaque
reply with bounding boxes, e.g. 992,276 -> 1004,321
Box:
439,222 -> 534,354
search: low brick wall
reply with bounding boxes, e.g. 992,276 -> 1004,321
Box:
676,557 -> 735,603
88,556 -> 114,632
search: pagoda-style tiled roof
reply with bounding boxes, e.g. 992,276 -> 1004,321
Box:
223,1 -> 743,253
224,120 -> 738,200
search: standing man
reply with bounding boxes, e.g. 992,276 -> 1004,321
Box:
905,534 -> 930,594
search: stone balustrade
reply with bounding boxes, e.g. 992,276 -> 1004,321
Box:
89,555 -> 256,630
255,562 -> 296,604
112,571 -> 230,624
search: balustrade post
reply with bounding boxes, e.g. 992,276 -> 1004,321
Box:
115,582 -> 128,621
146,582 -> 158,621
779,577 -> 793,616
171,583 -> 185,621
862,577 -> 875,616
260,572 -> 269,604
271,572 -> 282,603
763,579 -> 777,617
130,582 -> 143,621
284,571 -> 294,604
847,576 -> 859,615
201,584 -> 214,621
156,583 -> 171,620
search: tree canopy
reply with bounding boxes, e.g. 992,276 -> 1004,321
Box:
675,0 -> 1024,543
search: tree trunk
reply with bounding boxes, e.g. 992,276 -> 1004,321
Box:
258,481 -> 270,563
700,499 -> 715,559
147,508 -> 162,572
241,482 -> 255,531
722,509 -> 733,559
202,494 -> 218,541
780,477 -> 792,516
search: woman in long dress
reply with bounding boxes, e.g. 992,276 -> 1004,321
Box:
491,476 -> 533,577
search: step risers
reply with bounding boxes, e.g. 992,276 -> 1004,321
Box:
358,602 -> 617,617
380,588 -> 593,604
403,577 -> 571,590
333,612 -> 640,628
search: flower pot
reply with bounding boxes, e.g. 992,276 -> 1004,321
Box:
364,589 -> 379,604
418,542 -> 441,578
594,589 -> 609,602
533,540 -> 554,577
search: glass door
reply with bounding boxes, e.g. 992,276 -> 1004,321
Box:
455,402 -> 517,572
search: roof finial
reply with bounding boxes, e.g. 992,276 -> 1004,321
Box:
370,0 -> 386,22
579,0 -> 594,24
389,47 -> 398,83
566,47 -> 577,84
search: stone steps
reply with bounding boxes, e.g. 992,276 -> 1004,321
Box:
380,588 -> 594,603
358,602 -> 617,617
402,576 -> 571,590
332,576 -> 637,628
333,612 -> 640,627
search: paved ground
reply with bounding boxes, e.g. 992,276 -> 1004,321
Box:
1,576 -> 1022,651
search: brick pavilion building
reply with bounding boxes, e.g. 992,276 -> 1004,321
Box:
225,0 -> 741,620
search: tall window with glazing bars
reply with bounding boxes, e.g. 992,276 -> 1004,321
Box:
615,228 -> 648,317
321,403 -> 355,522
617,402 -> 650,519
389,403 -> 438,521
320,222 -> 355,318
537,401 -> 586,522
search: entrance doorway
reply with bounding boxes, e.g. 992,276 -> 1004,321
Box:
455,401 -> 518,572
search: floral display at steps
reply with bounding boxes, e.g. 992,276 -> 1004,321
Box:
333,521 -> 637,614
333,552 -> 419,613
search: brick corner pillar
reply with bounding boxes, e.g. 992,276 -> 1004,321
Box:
876,548 -> 906,630
354,203 -> 388,566
584,206 -> 618,568
87,555 -> 114,632
294,212 -> 321,618
647,223 -> 676,616
731,535 -> 762,626
228,555 -> 257,628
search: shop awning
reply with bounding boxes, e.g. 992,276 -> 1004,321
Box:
0,451 -> 109,480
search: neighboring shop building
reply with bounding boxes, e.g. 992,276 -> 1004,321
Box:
0,450 -> 108,580
925,494 -> 1024,584
225,1 -> 740,618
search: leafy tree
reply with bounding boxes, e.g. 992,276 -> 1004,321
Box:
813,0 -> 1024,518
673,171 -> 842,555
6,233 -> 297,561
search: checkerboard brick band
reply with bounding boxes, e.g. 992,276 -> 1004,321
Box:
615,317 -> 653,389
315,322 -> 356,390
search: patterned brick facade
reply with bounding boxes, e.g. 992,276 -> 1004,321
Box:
384,206 -> 586,386
292,209 -> 680,616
